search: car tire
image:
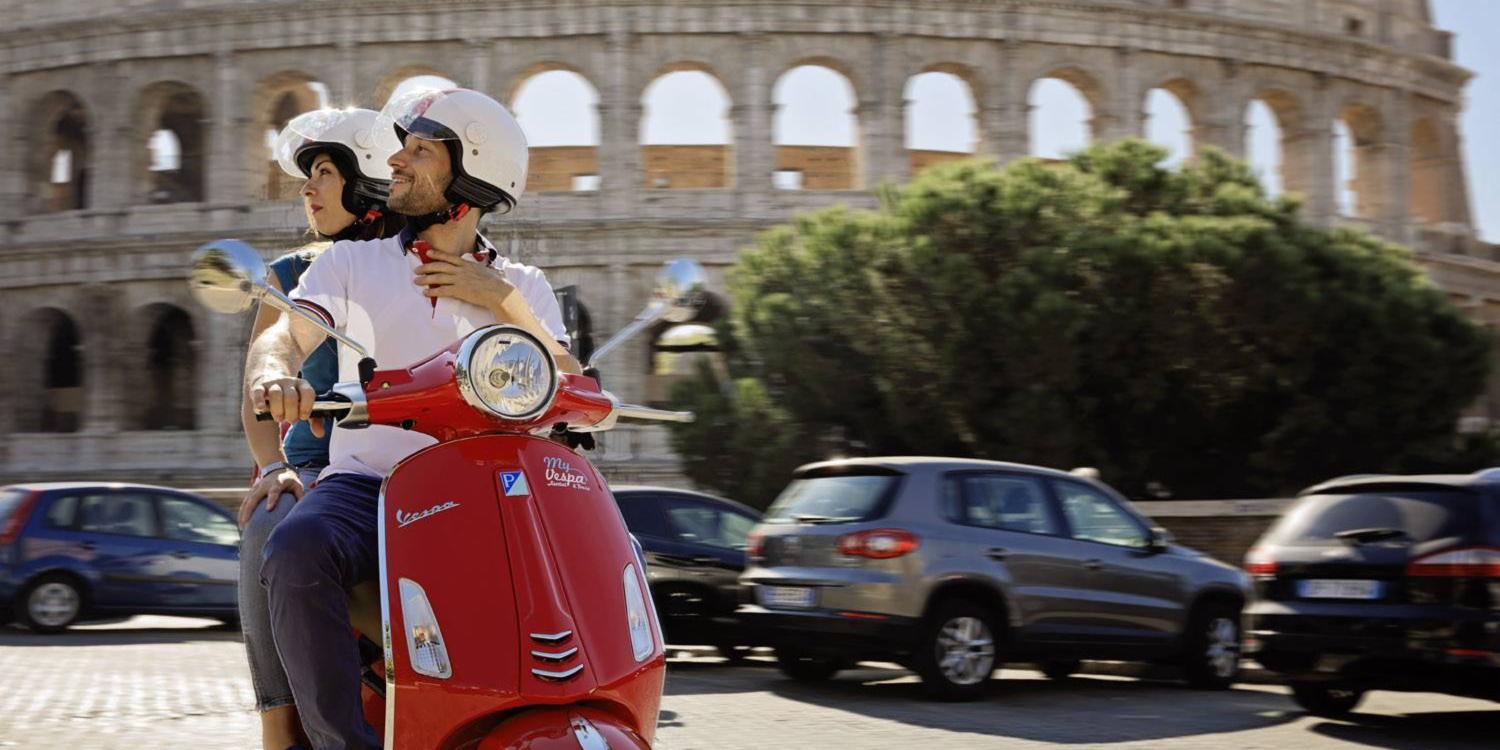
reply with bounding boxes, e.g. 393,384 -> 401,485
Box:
775,646 -> 841,683
715,641 -> 752,665
913,600 -> 999,702
1181,602 -> 1242,690
1040,659 -> 1081,680
15,573 -> 85,634
1290,681 -> 1364,717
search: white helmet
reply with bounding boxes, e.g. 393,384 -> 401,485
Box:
273,108 -> 393,213
374,87 -> 529,214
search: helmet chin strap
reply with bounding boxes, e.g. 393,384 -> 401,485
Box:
403,201 -> 471,234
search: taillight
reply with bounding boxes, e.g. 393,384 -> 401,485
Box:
838,529 -> 919,559
1244,546 -> 1278,577
0,491 -> 41,545
1405,547 -> 1500,578
747,530 -> 764,559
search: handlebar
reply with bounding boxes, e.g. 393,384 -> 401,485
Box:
613,403 -> 694,423
252,400 -> 352,422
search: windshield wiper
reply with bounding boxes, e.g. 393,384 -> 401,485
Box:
789,513 -> 853,525
1334,527 -> 1409,544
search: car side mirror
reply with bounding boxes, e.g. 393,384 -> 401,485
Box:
1147,527 -> 1173,553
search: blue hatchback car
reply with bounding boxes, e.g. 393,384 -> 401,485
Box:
0,482 -> 240,633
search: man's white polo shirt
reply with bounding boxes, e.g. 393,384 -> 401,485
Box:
289,232 -> 569,481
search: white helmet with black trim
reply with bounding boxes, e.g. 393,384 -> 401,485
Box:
374,87 -> 529,214
273,107 -> 393,214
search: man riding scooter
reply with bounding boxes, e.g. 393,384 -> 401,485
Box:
246,87 -> 576,750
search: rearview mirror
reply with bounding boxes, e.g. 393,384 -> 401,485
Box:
189,239 -> 271,314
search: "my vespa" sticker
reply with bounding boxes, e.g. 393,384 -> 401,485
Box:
543,456 -> 590,490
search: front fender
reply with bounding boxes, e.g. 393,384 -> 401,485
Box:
476,706 -> 650,750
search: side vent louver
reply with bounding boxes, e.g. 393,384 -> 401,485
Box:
529,630 -> 583,681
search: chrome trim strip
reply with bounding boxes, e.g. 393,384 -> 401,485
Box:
328,380 -> 370,428
529,630 -> 573,644
377,481 -> 396,750
530,646 -> 579,662
531,664 -> 585,681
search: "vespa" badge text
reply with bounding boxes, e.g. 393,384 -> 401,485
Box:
396,501 -> 461,529
543,456 -> 590,490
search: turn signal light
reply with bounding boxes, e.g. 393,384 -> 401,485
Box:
838,529 -> 919,559
1406,547 -> 1500,578
747,530 -> 764,559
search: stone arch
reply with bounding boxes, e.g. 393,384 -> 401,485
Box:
773,61 -> 861,190
1336,101 -> 1385,219
129,303 -> 199,431
373,66 -> 459,109
135,81 -> 209,204
508,64 -> 603,193
1244,87 -> 1305,198
27,90 -> 91,213
1028,66 -> 1105,159
1144,77 -> 1201,167
905,64 -> 981,174
640,62 -> 735,190
14,307 -> 83,433
1409,116 -> 1454,225
252,70 -> 327,200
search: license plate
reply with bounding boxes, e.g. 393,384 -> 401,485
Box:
760,585 -> 816,609
1297,579 -> 1384,600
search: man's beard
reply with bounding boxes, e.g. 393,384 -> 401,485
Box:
388,173 -> 450,215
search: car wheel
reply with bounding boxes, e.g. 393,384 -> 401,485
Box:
913,600 -> 999,701
715,641 -> 752,665
16,574 -> 84,634
1290,681 -> 1364,717
1181,603 -> 1242,690
1040,659 -> 1081,680
775,646 -> 841,683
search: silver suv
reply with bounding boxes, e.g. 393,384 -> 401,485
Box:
739,457 -> 1252,700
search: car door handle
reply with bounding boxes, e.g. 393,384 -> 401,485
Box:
986,547 -> 1008,561
79,541 -> 97,552
171,550 -> 193,560
691,555 -> 718,565
1083,558 -> 1103,571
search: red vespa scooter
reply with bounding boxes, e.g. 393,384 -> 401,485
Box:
191,241 -> 710,749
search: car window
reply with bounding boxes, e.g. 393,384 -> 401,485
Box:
42,494 -> 80,530
662,497 -> 751,550
1266,489 -> 1480,546
764,473 -> 899,523
1054,481 -> 1147,548
616,494 -> 668,538
952,474 -> 1058,535
157,496 -> 239,546
77,493 -> 157,538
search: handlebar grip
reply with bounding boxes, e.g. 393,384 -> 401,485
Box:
254,411 -> 274,422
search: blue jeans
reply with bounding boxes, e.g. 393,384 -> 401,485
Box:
239,465 -> 322,712
260,472 -> 383,750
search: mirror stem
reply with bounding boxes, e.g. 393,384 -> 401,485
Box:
264,287 -> 373,359
585,299 -> 666,367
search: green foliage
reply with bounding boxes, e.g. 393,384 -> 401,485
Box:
671,140 -> 1493,500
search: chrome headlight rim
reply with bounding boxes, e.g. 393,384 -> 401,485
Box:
454,324 -> 559,421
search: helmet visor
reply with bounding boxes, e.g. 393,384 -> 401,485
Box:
372,87 -> 461,158
272,109 -> 352,179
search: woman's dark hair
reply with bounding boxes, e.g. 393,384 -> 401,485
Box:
309,147 -> 405,242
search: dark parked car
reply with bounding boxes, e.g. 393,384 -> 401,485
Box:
739,458 -> 1252,700
1246,471 -> 1500,715
0,482 -> 240,632
612,486 -> 762,659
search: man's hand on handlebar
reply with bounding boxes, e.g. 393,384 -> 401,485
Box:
248,376 -> 327,438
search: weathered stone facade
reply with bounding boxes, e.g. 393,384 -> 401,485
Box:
0,0 -> 1493,488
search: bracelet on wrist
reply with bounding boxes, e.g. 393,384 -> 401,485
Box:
260,460 -> 289,476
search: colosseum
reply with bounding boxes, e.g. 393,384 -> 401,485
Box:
0,0 -> 1492,490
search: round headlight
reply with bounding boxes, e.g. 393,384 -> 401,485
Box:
455,326 -> 558,420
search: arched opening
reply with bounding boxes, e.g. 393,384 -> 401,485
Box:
15,309 -> 84,433
1244,98 -> 1285,197
511,69 -> 602,192
1409,117 -> 1448,224
1335,103 -> 1384,219
31,92 -> 90,213
1144,85 -> 1195,168
773,63 -> 859,190
640,67 -> 734,189
1028,74 -> 1095,160
139,305 -> 198,431
255,73 -> 328,200
905,69 -> 979,175
138,83 -> 208,204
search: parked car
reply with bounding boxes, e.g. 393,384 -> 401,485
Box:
0,482 -> 240,633
612,486 -> 762,659
1246,471 -> 1500,716
738,457 -> 1252,700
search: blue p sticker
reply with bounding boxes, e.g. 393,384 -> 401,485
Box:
500,470 -> 530,497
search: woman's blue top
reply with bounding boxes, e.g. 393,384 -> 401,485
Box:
269,249 -> 336,467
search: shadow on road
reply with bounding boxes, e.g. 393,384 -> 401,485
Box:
1309,710 -> 1500,749
0,619 -> 241,647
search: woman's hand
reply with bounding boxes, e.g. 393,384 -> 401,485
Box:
239,468 -> 307,528
414,245 -> 516,309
